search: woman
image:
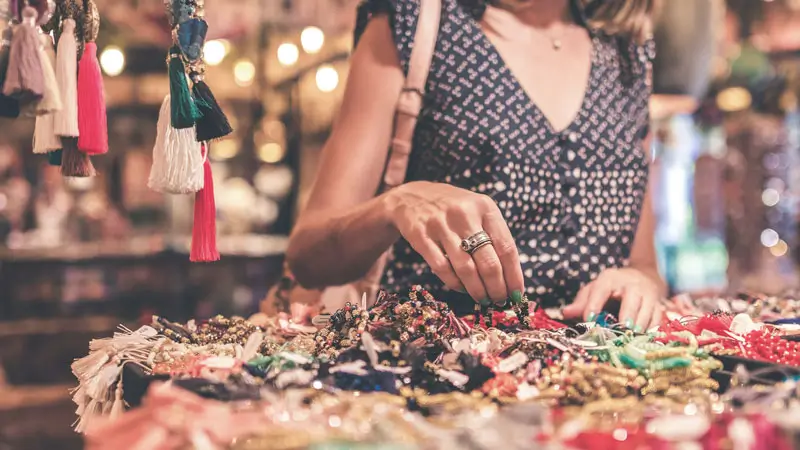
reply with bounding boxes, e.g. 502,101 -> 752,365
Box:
286,0 -> 665,331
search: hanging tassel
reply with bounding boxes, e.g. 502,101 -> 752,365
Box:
35,33 -> 61,114
33,35 -> 62,153
77,42 -> 108,154
34,112 -> 63,153
71,350 -> 110,383
168,45 -> 200,129
109,380 -> 125,419
2,7 -> 44,105
48,149 -> 63,165
0,94 -> 19,117
54,19 -> 79,138
0,27 -> 20,118
148,95 -> 204,194
190,148 -> 219,262
148,96 -> 170,189
61,137 -> 96,177
191,72 -> 232,142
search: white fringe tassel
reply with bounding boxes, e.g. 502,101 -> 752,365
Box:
71,326 -> 161,433
36,33 -> 62,115
54,19 -> 79,137
148,94 -> 204,194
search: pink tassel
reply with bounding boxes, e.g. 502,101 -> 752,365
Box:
77,42 -> 108,155
190,147 -> 219,262
3,7 -> 44,104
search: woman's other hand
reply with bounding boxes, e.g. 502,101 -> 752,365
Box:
562,267 -> 664,331
385,181 -> 524,305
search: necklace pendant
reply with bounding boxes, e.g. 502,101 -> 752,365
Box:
552,39 -> 562,51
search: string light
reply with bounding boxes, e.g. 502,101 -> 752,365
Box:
99,46 -> 125,76
716,87 -> 752,112
234,59 -> 255,86
301,26 -> 325,54
210,140 -> 239,160
316,65 -> 339,92
771,240 -> 789,257
277,43 -> 299,66
761,228 -> 780,248
258,142 -> 285,163
762,188 -> 780,207
203,40 -> 228,66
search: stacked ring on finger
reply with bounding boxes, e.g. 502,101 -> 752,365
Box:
460,230 -> 493,255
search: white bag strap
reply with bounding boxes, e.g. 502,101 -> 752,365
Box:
382,0 -> 441,188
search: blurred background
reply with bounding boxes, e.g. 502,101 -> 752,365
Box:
2,0 -> 800,447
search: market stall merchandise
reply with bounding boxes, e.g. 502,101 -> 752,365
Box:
71,287 -> 800,449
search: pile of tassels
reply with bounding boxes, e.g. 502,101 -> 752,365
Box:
148,0 -> 232,262
70,325 -> 162,433
0,0 -> 107,177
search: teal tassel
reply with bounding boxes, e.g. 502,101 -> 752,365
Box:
48,149 -> 62,166
619,353 -> 646,370
168,46 -> 200,129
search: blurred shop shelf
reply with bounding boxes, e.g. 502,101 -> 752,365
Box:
0,234 -> 287,389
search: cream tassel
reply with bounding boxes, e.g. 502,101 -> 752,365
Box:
148,95 -> 204,194
54,19 -> 79,137
33,34 -> 62,153
35,33 -> 61,114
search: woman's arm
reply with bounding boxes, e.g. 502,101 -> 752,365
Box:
286,16 -> 406,288
287,15 -> 525,302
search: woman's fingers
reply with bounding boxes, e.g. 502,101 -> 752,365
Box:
618,287 -> 642,330
635,289 -> 657,332
482,209 -> 524,302
439,232 -> 489,303
470,243 -> 507,302
583,279 -> 613,322
443,198 -> 508,303
648,303 -> 664,331
406,230 -> 462,292
563,284 -> 590,319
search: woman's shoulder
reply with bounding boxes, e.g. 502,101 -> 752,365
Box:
591,28 -> 655,90
592,29 -> 655,67
354,0 -> 460,76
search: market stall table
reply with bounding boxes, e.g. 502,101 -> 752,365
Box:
69,288 -> 800,450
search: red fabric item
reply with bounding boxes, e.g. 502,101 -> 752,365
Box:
190,150 -> 219,262
563,427 -> 669,450
77,43 -> 108,155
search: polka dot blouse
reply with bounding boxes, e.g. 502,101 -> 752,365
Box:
356,0 -> 654,311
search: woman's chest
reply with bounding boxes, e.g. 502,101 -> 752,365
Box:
422,65 -> 649,177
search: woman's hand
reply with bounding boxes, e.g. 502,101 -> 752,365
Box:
562,267 -> 664,331
386,181 -> 525,304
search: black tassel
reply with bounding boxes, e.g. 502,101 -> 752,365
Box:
0,28 -> 20,118
48,149 -> 63,166
191,73 -> 232,141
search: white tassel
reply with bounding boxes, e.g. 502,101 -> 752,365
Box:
71,350 -> 109,382
35,33 -> 61,114
148,95 -> 204,194
33,111 -> 62,153
109,380 -> 125,419
242,331 -> 264,361
75,397 -> 100,433
87,362 -> 120,400
54,19 -> 78,137
33,35 -> 63,153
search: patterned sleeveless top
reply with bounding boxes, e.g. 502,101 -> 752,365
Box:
356,0 -> 654,312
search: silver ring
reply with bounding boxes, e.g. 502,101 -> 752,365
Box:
460,231 -> 492,255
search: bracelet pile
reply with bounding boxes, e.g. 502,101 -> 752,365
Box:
70,286 -> 800,450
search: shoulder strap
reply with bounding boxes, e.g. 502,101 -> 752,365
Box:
382,0 -> 441,188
